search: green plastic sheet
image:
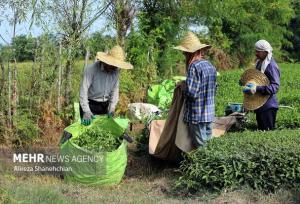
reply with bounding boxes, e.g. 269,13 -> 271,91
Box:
147,76 -> 186,110
60,116 -> 129,185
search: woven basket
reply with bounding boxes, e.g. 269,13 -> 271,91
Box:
240,69 -> 270,110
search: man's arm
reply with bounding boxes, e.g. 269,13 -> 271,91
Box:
79,65 -> 93,114
108,77 -> 119,113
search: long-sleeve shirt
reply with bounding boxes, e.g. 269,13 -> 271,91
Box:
79,61 -> 119,114
255,58 -> 280,113
184,60 -> 217,124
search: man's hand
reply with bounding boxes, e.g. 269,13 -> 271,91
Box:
81,112 -> 95,126
107,112 -> 114,118
243,83 -> 257,94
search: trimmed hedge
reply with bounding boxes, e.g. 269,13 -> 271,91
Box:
176,129 -> 300,192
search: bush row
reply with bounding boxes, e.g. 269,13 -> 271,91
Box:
176,129 -> 300,192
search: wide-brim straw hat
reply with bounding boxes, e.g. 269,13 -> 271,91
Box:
173,31 -> 211,53
96,45 -> 133,69
240,69 -> 270,110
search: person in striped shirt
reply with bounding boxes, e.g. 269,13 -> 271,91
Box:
174,32 -> 217,148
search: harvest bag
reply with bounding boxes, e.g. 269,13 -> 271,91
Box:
60,116 -> 129,185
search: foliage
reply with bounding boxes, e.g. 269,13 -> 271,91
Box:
18,34 -> 58,112
135,124 -> 149,154
0,0 -> 300,149
187,0 -> 295,66
11,112 -> 40,147
115,92 -> 131,115
135,0 -> 187,76
11,35 -> 35,62
86,31 -> 115,57
126,28 -> 158,83
208,47 -> 233,70
72,126 -> 121,152
284,0 -> 300,61
176,129 -> 300,192
122,29 -> 158,103
0,45 -> 14,61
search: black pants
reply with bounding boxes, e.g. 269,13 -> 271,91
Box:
79,99 -> 109,118
256,108 -> 278,131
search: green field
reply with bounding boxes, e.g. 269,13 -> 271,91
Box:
215,63 -> 300,129
1,63 -> 300,203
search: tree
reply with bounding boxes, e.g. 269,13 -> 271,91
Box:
36,0 -> 111,108
285,0 -> 300,61
86,31 -> 115,56
106,0 -> 137,48
0,0 -> 32,127
11,35 -> 35,62
137,0 -> 187,75
187,0 -> 294,66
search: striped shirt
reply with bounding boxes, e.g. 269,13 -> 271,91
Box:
184,60 -> 217,124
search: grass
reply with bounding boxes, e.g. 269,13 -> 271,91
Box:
1,63 -> 300,203
1,164 -> 300,204
1,141 -> 300,204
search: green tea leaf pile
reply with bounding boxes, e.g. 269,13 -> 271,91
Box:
72,126 -> 121,152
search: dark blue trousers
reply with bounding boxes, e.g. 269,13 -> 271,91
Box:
256,108 -> 278,131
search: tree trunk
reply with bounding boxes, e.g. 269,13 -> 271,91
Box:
38,46 -> 45,107
0,62 -> 5,94
64,59 -> 72,106
7,62 -> 12,129
0,62 -> 6,128
117,25 -> 126,48
64,48 -> 73,106
11,9 -> 18,119
11,59 -> 18,117
29,40 -> 39,113
39,46 -> 45,78
84,46 -> 90,68
114,0 -> 135,48
57,41 -> 62,112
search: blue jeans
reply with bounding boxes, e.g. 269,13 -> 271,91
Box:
188,122 -> 212,148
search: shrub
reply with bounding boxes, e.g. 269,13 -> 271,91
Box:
176,129 -> 300,193
11,113 -> 40,147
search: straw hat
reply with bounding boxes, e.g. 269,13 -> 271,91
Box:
96,45 -> 133,69
240,69 -> 270,110
173,31 -> 211,53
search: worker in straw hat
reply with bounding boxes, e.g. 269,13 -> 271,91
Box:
242,39 -> 280,130
79,45 -> 133,126
174,31 -> 217,148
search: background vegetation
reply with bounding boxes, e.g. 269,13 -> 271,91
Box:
1,1 -> 300,203
0,0 -> 300,146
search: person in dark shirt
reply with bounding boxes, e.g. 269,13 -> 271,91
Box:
243,40 -> 280,130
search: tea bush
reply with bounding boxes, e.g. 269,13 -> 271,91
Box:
176,129 -> 300,192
